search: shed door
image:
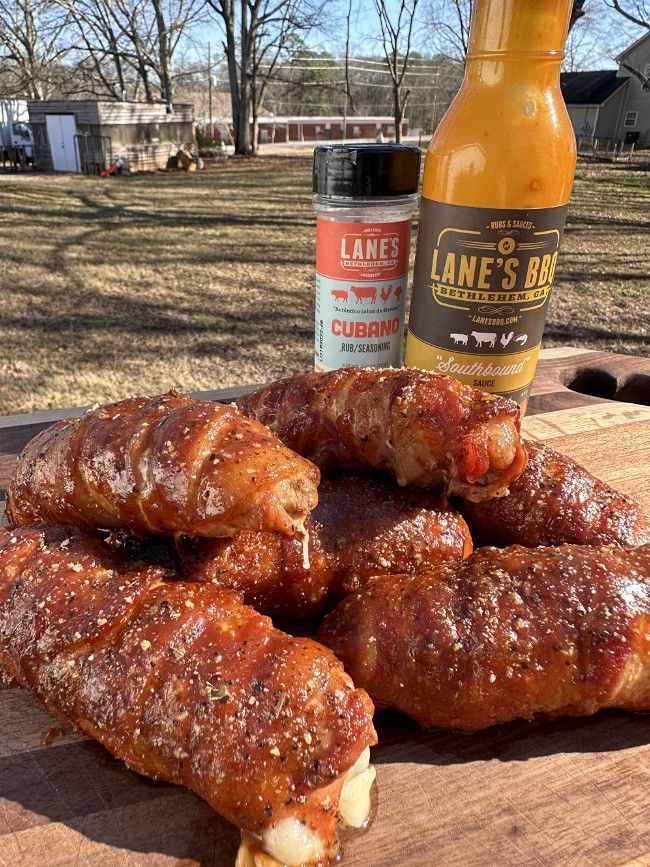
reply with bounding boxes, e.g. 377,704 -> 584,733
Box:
46,114 -> 78,171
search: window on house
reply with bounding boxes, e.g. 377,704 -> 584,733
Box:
353,125 -> 361,136
624,111 -> 638,127
644,62 -> 650,77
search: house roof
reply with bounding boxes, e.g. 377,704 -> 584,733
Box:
560,70 -> 629,105
615,29 -> 650,61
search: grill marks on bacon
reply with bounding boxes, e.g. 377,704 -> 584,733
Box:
236,367 -> 527,503
6,391 -> 320,539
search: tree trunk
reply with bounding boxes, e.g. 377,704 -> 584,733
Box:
135,57 -> 153,103
151,0 -> 173,110
236,0 -> 252,155
569,0 -> 586,30
251,113 -> 259,155
237,84 -> 251,154
223,12 -> 241,147
251,70 -> 259,156
393,89 -> 402,143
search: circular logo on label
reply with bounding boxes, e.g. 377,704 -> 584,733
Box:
497,236 -> 516,255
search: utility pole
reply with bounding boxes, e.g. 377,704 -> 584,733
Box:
342,0 -> 352,142
208,42 -> 214,140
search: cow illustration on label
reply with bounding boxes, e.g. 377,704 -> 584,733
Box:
471,331 -> 497,348
351,286 -> 377,304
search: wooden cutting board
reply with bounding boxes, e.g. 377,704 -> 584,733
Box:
0,400 -> 648,867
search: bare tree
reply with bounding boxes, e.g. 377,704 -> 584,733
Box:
342,0 -> 356,139
149,0 -> 204,109
605,0 -> 649,89
424,0 -> 471,60
562,1 -> 610,70
570,0 -> 588,28
427,0 -> 589,61
374,0 -> 421,143
606,0 -> 649,28
206,0 -> 323,155
0,0 -> 69,98
56,0 -> 132,98
59,0 -> 202,103
249,5 -> 323,153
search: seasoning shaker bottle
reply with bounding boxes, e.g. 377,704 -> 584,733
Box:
312,144 -> 421,372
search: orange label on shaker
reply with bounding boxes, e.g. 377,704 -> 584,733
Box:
316,219 -> 411,281
315,218 -> 412,371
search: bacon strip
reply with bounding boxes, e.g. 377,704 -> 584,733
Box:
179,472 -> 473,618
236,367 -> 527,502
6,391 -> 319,538
460,439 -> 650,548
319,543 -> 650,731
0,524 -> 376,865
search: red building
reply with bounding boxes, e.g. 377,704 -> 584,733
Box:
209,115 -> 408,146
256,115 -> 408,144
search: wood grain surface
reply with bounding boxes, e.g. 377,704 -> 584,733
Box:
0,349 -> 648,866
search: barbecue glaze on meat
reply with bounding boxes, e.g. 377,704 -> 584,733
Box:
6,391 -> 319,539
460,439 -> 650,548
179,473 -> 473,617
0,524 -> 376,865
236,367 -> 527,502
319,543 -> 650,731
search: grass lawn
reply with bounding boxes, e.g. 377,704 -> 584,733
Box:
0,155 -> 648,415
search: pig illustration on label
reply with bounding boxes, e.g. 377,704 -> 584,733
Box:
471,331 -> 497,348
330,289 -> 349,302
350,286 -> 377,304
450,333 -> 469,346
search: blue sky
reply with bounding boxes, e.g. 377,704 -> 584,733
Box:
334,0 -> 645,68
189,1 -> 646,74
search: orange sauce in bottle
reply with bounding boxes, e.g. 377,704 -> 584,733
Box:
405,0 -> 577,410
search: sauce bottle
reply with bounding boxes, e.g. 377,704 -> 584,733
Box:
313,144 -> 420,372
405,0 -> 577,410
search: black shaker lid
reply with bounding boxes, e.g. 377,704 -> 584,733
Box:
313,143 -> 421,197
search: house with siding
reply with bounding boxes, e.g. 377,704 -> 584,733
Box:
561,31 -> 650,147
561,70 -> 630,141
615,30 -> 650,146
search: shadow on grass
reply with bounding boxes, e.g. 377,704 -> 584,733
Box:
544,323 -> 649,346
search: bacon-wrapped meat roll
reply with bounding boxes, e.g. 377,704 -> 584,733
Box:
0,524 -> 377,866
6,391 -> 319,539
179,473 -> 473,618
236,367 -> 527,502
319,544 -> 650,731
460,439 -> 650,548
